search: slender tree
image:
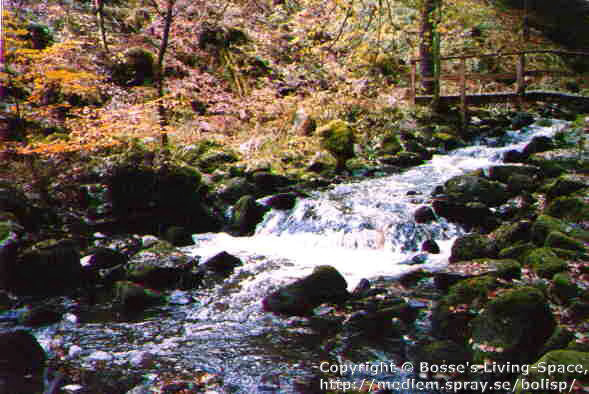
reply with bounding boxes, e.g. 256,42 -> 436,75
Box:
94,0 -> 109,53
155,0 -> 176,146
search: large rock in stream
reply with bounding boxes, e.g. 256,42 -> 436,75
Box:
0,329 -> 46,373
3,239 -> 84,295
263,265 -> 350,316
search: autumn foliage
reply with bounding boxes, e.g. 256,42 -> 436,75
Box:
0,0 -> 581,159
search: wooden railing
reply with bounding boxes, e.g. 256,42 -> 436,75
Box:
409,50 -> 589,124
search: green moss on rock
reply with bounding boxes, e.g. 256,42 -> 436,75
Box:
446,276 -> 497,305
532,215 -> 589,245
498,242 -> 536,262
378,132 -> 402,155
546,195 -> 589,220
419,340 -> 472,367
545,231 -> 586,252
471,286 -> 555,365
492,259 -> 522,280
514,350 -> 589,394
524,248 -> 568,278
551,273 -> 579,303
318,119 -> 356,172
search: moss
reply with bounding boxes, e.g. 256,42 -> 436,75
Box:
551,273 -> 579,303
498,242 -> 536,262
446,276 -> 497,305
197,150 -> 239,173
532,215 -> 589,245
378,132 -> 402,155
525,248 -> 569,278
450,234 -> 497,263
318,119 -> 355,172
514,351 -> 589,394
541,325 -> 575,354
546,195 -> 589,220
545,231 -> 586,252
492,259 -> 522,280
471,286 -> 555,365
487,286 -> 547,315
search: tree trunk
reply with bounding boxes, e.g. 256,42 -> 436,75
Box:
419,0 -> 436,94
156,0 -> 175,146
95,0 -> 109,54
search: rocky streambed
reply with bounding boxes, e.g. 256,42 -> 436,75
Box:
1,112 -> 589,394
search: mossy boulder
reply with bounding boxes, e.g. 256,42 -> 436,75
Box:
107,164 -> 219,234
380,151 -> 424,167
446,276 -> 497,306
545,231 -> 586,252
514,351 -> 589,394
417,340 -> 473,369
230,195 -> 269,236
524,247 -> 568,278
378,132 -> 402,155
433,200 -> 499,231
487,165 -> 540,183
250,171 -> 292,195
217,177 -> 257,204
0,329 -> 46,374
318,120 -> 356,172
490,220 -> 532,251
162,225 -> 194,247
432,132 -> 466,151
545,174 -> 589,199
126,242 -> 201,290
431,276 -> 497,343
551,273 -> 579,304
442,175 -> 510,206
197,150 -> 239,174
7,240 -> 83,295
531,215 -> 589,245
546,195 -> 589,220
470,286 -> 555,365
528,149 -> 587,176
541,325 -> 575,355
498,242 -> 536,262
521,135 -> 555,157
449,234 -> 497,263
115,281 -> 165,312
492,259 -> 522,280
263,265 -> 349,316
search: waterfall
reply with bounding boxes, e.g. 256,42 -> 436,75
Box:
185,120 -> 567,291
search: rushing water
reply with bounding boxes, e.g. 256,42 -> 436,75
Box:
34,119 -> 567,393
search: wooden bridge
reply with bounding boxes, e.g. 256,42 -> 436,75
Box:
409,50 -> 589,123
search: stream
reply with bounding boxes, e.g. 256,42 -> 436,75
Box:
33,119 -> 567,393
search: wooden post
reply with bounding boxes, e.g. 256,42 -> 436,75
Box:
410,60 -> 417,105
516,53 -> 526,109
460,56 -> 467,130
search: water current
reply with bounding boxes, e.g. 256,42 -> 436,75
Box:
35,119 -> 567,393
